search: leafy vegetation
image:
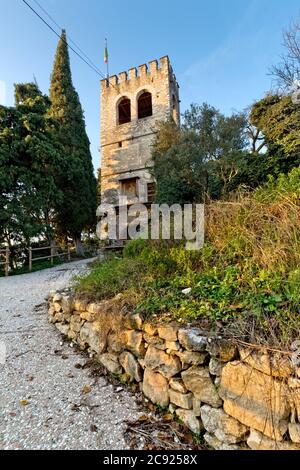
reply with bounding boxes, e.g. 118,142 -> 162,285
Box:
75,166 -> 300,348
49,30 -> 97,255
0,30 -> 97,270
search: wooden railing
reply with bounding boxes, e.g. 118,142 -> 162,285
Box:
0,244 -> 75,276
0,247 -> 9,277
28,245 -> 73,272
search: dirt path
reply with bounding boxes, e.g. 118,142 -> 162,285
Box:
0,260 -> 139,450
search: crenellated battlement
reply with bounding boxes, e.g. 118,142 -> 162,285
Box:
100,53 -> 180,206
101,55 -> 178,92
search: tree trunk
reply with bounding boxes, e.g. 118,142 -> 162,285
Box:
74,234 -> 85,257
50,238 -> 58,255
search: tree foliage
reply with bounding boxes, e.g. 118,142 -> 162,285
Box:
49,30 -> 97,254
152,104 -> 248,203
0,83 -> 63,250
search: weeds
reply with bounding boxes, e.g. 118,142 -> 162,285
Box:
74,167 -> 300,348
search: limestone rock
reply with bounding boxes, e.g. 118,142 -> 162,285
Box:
247,429 -> 300,450
53,302 -> 62,313
239,346 -> 294,378
288,379 -> 300,422
79,322 -> 106,355
193,397 -> 201,417
158,325 -> 178,342
48,306 -> 55,317
182,288 -> 192,295
169,378 -> 187,394
124,330 -> 146,358
181,366 -> 222,408
206,338 -> 238,362
204,433 -> 241,450
53,293 -> 62,303
61,295 -> 73,315
70,314 -> 83,333
52,312 -> 65,323
56,323 -> 69,336
220,361 -> 290,441
289,423 -> 300,443
80,311 -> 96,322
169,403 -> 177,414
128,313 -> 144,330
209,357 -> 223,376
174,350 -> 208,368
119,351 -> 143,382
144,345 -> 181,378
67,329 -> 77,340
74,299 -> 88,312
143,323 -> 158,336
143,334 -> 166,350
200,405 -> 248,444
143,369 -> 169,407
87,303 -> 102,315
99,353 -> 122,375
178,328 -> 207,352
169,389 -> 193,409
165,341 -> 180,351
107,331 -> 125,353
175,409 -> 202,434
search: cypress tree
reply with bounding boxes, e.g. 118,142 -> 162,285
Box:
49,30 -> 96,255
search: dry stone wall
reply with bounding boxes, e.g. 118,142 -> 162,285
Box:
48,291 -> 300,450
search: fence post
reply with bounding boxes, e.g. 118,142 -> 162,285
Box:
5,247 -> 9,277
50,247 -> 54,265
29,247 -> 32,272
67,244 -> 71,262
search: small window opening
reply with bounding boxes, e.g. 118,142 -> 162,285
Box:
147,182 -> 156,203
138,92 -> 152,119
118,98 -> 131,125
121,178 -> 138,198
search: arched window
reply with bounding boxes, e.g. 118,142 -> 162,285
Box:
138,91 -> 152,119
118,97 -> 131,125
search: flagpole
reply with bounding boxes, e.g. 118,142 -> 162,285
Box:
105,38 -> 109,84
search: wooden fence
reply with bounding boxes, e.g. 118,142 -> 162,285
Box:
28,245 -> 73,271
0,244 -> 75,276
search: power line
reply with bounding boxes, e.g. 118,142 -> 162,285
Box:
21,0 -> 137,119
31,0 -> 104,76
21,0 -> 107,80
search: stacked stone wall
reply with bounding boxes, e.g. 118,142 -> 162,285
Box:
48,291 -> 300,450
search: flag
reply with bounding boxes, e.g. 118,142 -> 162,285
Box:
104,43 -> 108,64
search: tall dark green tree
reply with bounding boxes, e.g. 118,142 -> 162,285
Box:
49,30 -> 97,255
0,83 -> 64,262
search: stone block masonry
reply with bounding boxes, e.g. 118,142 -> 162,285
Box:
48,292 -> 300,450
100,56 -> 180,206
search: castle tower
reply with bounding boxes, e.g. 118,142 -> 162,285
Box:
100,55 -> 180,206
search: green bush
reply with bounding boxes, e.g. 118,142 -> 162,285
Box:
74,168 -> 300,347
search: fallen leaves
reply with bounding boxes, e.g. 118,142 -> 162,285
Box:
124,412 -> 205,451
81,384 -> 92,394
20,399 -> 30,406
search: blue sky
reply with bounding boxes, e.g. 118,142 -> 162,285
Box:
0,0 -> 300,172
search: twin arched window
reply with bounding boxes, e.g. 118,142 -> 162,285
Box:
138,92 -> 152,119
117,91 -> 152,125
118,97 -> 131,125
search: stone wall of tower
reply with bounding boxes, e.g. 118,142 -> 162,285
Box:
100,55 -> 180,205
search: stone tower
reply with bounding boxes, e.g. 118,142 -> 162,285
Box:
100,55 -> 180,206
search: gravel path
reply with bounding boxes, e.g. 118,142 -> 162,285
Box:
0,260 -> 140,450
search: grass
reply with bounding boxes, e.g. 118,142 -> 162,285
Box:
74,167 -> 300,349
